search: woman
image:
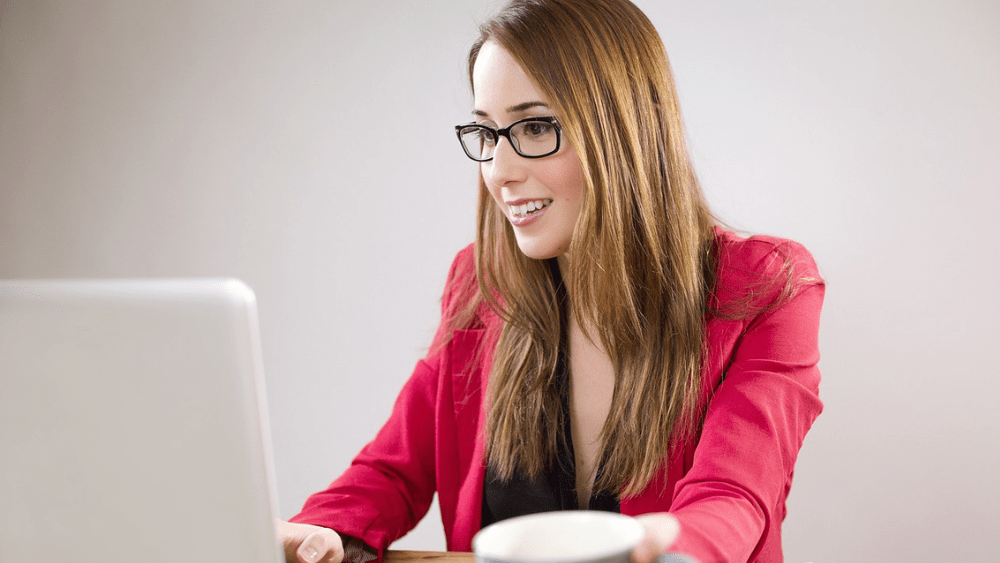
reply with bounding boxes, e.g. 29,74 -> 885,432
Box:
279,1 -> 824,562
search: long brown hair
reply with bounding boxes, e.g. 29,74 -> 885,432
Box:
460,0 -> 718,497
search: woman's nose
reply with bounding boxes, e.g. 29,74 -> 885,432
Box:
483,136 -> 527,188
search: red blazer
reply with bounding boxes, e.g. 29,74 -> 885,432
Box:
292,229 -> 825,563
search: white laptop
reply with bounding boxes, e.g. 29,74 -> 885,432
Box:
0,279 -> 283,563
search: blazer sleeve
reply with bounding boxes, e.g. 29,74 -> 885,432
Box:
290,246 -> 475,559
668,241 -> 825,562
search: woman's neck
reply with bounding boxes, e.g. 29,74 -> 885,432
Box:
556,253 -> 571,288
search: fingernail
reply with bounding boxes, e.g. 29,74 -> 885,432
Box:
302,545 -> 319,563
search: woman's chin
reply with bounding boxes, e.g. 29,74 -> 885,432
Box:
514,240 -> 568,262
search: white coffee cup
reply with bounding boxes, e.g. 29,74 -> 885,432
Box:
473,511 -> 664,563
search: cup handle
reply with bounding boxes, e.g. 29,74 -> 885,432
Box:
654,553 -> 701,563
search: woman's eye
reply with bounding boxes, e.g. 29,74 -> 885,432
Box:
479,130 -> 497,146
522,121 -> 553,137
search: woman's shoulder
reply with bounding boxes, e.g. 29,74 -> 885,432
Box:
438,243 -> 495,330
711,227 -> 824,314
714,227 -> 822,284
443,243 -> 477,297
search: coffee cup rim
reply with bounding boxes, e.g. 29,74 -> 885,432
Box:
472,510 -> 644,563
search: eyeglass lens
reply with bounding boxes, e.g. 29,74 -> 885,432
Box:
459,120 -> 558,160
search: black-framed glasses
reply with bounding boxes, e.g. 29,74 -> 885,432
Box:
454,116 -> 562,162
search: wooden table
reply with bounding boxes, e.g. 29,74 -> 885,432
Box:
385,551 -> 473,563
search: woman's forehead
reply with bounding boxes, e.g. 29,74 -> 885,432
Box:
472,41 -> 550,118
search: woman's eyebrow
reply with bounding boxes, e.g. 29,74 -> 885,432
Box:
471,101 -> 550,118
506,101 -> 549,113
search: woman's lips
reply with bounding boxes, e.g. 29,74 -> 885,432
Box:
507,198 -> 553,227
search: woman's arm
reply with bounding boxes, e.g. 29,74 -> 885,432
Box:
669,241 -> 826,561
287,247 -> 476,560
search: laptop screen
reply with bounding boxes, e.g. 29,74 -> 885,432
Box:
0,279 -> 283,563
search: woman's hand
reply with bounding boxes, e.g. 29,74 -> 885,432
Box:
631,513 -> 681,563
275,519 -> 345,563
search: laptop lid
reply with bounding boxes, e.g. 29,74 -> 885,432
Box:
0,279 -> 283,563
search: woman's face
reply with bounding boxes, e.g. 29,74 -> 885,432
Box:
472,41 -> 586,262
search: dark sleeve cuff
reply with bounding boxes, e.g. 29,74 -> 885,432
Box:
337,533 -> 378,563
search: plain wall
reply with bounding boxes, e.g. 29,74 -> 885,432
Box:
2,1 -> 998,561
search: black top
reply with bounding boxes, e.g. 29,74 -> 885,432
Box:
480,349 -> 620,527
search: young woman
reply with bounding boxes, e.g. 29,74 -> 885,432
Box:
278,1 -> 824,562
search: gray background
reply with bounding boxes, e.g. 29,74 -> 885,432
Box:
2,1 -> 998,561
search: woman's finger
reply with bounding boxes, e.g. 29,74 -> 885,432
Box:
275,519 -> 344,563
632,513 -> 680,563
298,528 -> 344,563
